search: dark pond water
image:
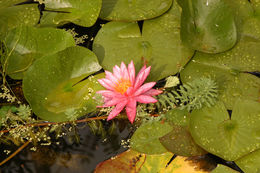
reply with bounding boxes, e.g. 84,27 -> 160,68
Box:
0,120 -> 132,173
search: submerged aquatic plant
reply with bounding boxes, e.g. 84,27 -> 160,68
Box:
96,61 -> 162,123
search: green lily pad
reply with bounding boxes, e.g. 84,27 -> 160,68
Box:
178,0 -> 237,53
1,26 -> 75,79
180,18 -> 260,109
0,4 -> 40,39
39,0 -> 102,27
23,46 -> 103,122
130,121 -> 172,154
93,1 -> 194,81
0,0 -> 27,9
235,149 -> 260,173
211,164 -> 239,173
251,0 -> 260,16
223,0 -> 254,30
99,0 -> 172,21
190,100 -> 260,161
159,125 -> 207,157
164,108 -> 190,126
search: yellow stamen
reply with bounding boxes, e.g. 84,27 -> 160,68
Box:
114,78 -> 132,94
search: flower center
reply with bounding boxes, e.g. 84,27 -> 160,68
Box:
114,78 -> 132,94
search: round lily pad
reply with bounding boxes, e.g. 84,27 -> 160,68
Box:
23,46 -> 103,122
1,26 -> 75,79
99,0 -> 172,21
235,149 -> 260,173
180,18 -> 260,109
159,125 -> 207,157
190,100 -> 260,161
39,0 -> 102,27
130,121 -> 173,154
93,2 -> 194,81
178,0 -> 237,53
0,4 -> 40,39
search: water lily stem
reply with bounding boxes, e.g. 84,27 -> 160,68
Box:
0,140 -> 30,166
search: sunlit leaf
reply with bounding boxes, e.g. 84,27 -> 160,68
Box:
23,46 -> 103,122
95,149 -> 145,173
190,100 -> 260,161
95,150 -> 213,173
99,0 -> 172,21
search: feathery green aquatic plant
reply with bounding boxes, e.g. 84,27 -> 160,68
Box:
155,77 -> 218,112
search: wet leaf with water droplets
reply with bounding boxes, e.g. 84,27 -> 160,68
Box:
1,26 -> 75,79
130,121 -> 172,154
178,0 -> 237,53
190,100 -> 260,161
93,1 -> 194,81
23,46 -> 103,122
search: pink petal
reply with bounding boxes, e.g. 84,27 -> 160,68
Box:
113,65 -> 122,79
134,82 -> 156,96
98,79 -> 115,90
107,100 -> 128,121
134,66 -> 151,89
125,99 -> 137,123
144,89 -> 163,96
104,97 -> 126,107
128,60 -> 135,84
120,62 -> 129,80
135,95 -> 157,103
96,90 -> 121,98
126,86 -> 134,96
105,70 -> 118,82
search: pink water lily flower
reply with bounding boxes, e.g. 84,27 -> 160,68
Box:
97,61 -> 162,123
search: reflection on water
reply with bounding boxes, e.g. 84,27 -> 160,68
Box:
0,120 -> 133,173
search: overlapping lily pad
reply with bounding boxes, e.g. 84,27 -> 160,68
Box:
39,0 -> 102,27
223,0 -> 254,30
99,0 -> 172,21
0,4 -> 40,38
159,125 -> 207,157
23,46 -> 103,122
164,109 -> 189,126
178,0 -> 237,53
93,1 -> 194,81
180,18 -> 260,109
190,100 -> 260,161
235,149 -> 260,173
130,121 -> 172,154
1,26 -> 75,79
